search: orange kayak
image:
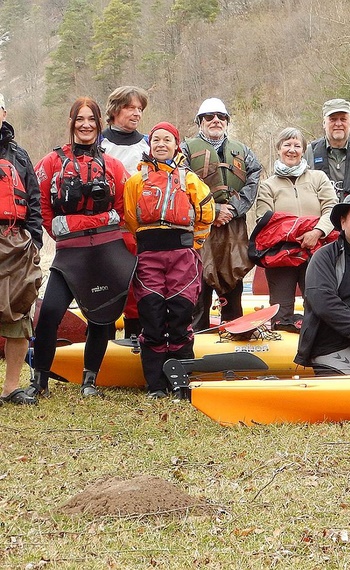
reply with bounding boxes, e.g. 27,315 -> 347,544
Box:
49,330 -> 312,387
71,308 -> 124,330
190,376 -> 350,426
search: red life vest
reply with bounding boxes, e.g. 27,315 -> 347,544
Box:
0,144 -> 29,222
51,147 -> 114,216
248,211 -> 339,267
136,164 -> 195,229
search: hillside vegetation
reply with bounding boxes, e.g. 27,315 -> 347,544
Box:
0,0 -> 349,170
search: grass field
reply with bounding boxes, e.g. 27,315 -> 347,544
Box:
1,360 -> 350,569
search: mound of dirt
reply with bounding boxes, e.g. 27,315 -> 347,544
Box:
59,474 -> 212,518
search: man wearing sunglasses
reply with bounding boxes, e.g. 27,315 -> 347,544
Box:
182,98 -> 262,330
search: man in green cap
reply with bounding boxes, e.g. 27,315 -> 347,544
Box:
305,98 -> 350,201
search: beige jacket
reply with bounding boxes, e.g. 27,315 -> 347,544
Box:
256,169 -> 338,236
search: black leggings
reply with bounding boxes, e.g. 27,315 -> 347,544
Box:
192,279 -> 244,331
34,269 -> 110,373
265,264 -> 306,325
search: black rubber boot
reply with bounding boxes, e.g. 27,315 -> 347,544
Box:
24,370 -> 50,398
140,344 -> 169,394
124,317 -> 142,339
80,370 -> 103,397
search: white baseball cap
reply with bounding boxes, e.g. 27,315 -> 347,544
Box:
0,94 -> 6,110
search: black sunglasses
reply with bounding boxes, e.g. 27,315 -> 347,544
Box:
201,112 -> 228,122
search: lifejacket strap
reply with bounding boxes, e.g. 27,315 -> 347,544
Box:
218,162 -> 246,184
55,223 -> 120,242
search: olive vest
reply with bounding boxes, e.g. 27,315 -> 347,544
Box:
185,137 -> 247,203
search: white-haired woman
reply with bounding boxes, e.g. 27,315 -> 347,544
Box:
255,127 -> 338,332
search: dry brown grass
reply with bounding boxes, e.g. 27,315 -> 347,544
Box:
1,360 -> 350,569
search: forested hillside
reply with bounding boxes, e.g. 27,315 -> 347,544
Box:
0,0 -> 349,172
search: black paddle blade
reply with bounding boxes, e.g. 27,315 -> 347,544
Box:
179,352 -> 268,373
113,335 -> 140,354
164,359 -> 189,387
48,371 -> 69,383
163,352 -> 269,397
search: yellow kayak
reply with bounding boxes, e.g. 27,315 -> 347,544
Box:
201,295 -> 303,328
72,295 -> 304,331
49,330 -> 312,387
242,295 -> 303,314
71,307 -> 124,330
190,376 -> 350,425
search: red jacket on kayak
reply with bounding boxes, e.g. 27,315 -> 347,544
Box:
248,210 -> 339,268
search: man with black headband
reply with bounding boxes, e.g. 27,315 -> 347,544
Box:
182,98 -> 262,330
295,196 -> 350,375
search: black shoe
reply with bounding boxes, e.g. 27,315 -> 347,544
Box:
24,383 -> 50,398
24,370 -> 50,398
273,322 -> 300,334
80,370 -> 103,397
1,389 -> 37,405
81,384 -> 103,397
147,390 -> 168,399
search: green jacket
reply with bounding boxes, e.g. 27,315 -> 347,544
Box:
182,135 -> 261,218
184,137 -> 246,203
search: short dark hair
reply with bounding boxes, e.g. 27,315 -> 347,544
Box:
69,97 -> 102,146
105,86 -> 148,124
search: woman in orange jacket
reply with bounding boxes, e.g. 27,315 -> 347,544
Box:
124,122 -> 215,398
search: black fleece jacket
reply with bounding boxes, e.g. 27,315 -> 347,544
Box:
295,235 -> 350,366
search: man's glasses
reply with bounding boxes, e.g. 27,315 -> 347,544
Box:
201,113 -> 228,122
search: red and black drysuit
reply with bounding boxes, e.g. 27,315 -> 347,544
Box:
33,143 -> 134,385
124,153 -> 215,392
